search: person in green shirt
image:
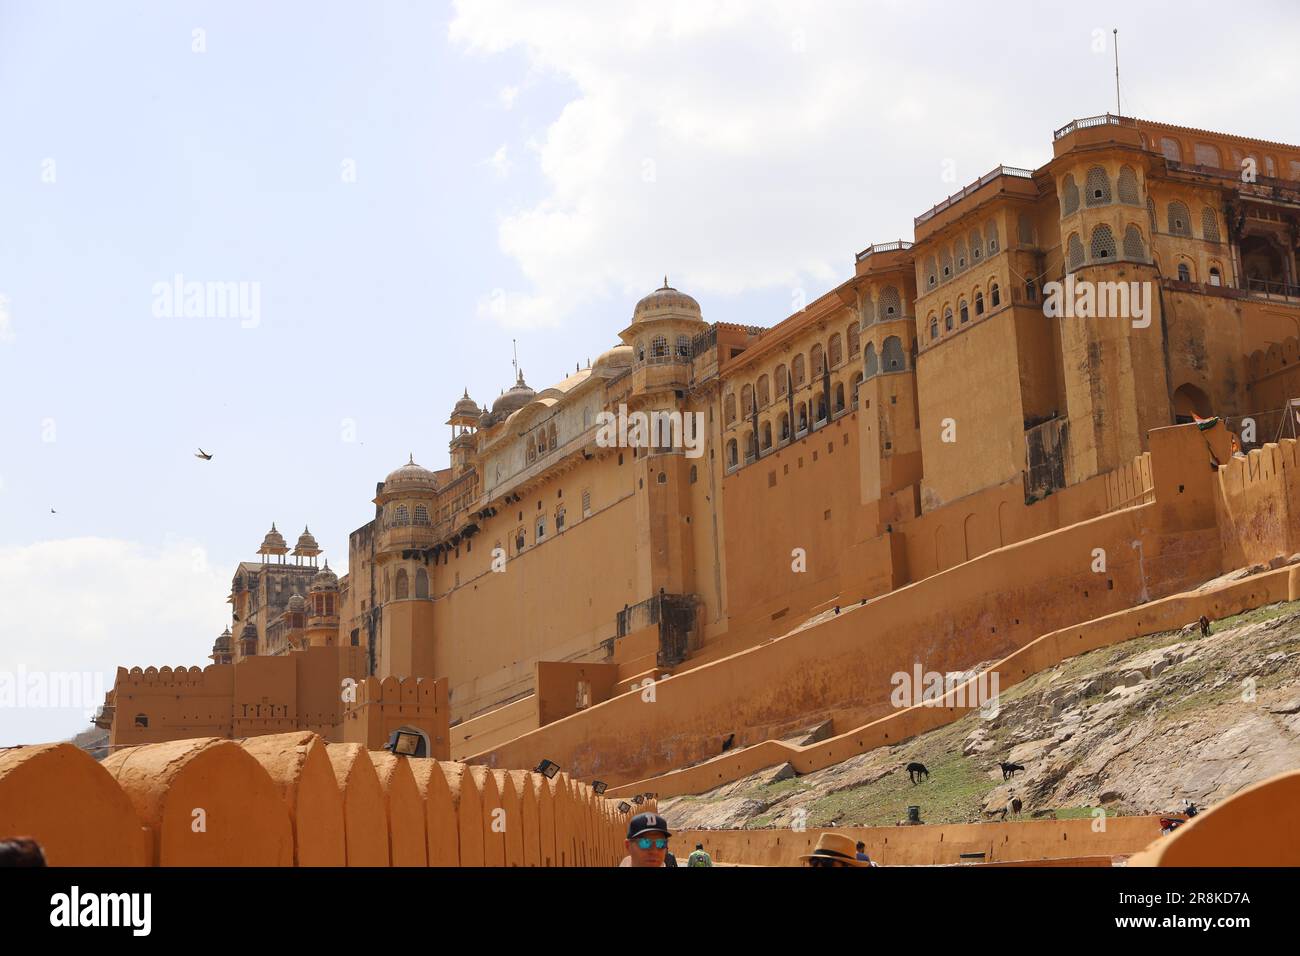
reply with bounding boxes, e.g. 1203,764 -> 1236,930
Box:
687,843 -> 713,867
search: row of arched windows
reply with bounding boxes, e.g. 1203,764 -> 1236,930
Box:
924,280 -> 1002,343
1061,165 -> 1143,217
863,336 -> 908,376
724,376 -> 863,469
526,421 -> 559,465
389,503 -> 432,527
635,334 -> 692,362
724,322 -> 860,425
391,567 -> 430,600
860,285 -> 903,325
1146,200 -> 1221,242
1065,224 -> 1149,269
921,221 -> 1000,289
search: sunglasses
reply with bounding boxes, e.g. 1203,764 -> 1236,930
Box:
635,837 -> 669,850
807,856 -> 851,868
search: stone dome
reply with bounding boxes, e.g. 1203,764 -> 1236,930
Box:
258,523 -> 288,554
593,344 -> 634,373
213,627 -> 232,651
287,594 -> 306,614
451,389 -> 480,420
240,620 -> 258,641
491,372 -> 537,418
294,526 -> 320,553
310,561 -> 339,592
632,279 -> 702,323
384,455 -> 439,493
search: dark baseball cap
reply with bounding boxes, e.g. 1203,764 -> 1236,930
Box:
626,812 -> 672,839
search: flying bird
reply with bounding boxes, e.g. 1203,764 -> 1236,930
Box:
50,507 -> 56,514
195,448 -> 213,460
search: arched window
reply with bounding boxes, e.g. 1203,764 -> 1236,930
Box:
797,403 -> 808,432
925,256 -> 937,288
1084,166 -> 1111,205
636,340 -> 645,362
395,569 -> 409,600
1090,224 -> 1117,261
756,374 -> 770,408
811,343 -> 825,377
1118,165 -> 1140,204
863,342 -> 879,378
1168,201 -> 1192,237
779,411 -> 790,441
1123,224 -> 1146,261
1067,233 -> 1084,270
959,299 -> 969,324
847,321 -> 861,358
1147,197 -> 1157,232
1177,262 -> 1192,282
761,421 -> 772,449
970,229 -> 983,261
944,308 -> 954,331
882,336 -> 905,371
940,247 -> 953,281
816,395 -> 828,423
851,371 -> 863,405
792,354 -> 806,387
413,504 -> 431,526
741,384 -> 754,418
775,364 -> 788,396
392,505 -> 410,527
929,317 -> 939,340
1018,214 -> 1034,245
834,383 -> 845,412
724,393 -> 736,425
515,528 -> 526,551
859,291 -> 875,326
547,422 -> 557,450
556,505 -> 566,531
1201,207 -> 1221,242
879,285 -> 901,318
974,291 -> 985,315
828,333 -> 843,368
415,568 -> 429,599
955,237 -> 969,272
676,335 -> 691,359
1160,137 -> 1182,162
990,283 -> 1001,307
651,335 -> 668,358
1025,279 -> 1036,302
1193,142 -> 1222,167
1061,174 -> 1080,216
726,439 -> 738,467
1209,266 -> 1222,287
986,221 -> 999,254
745,430 -> 758,460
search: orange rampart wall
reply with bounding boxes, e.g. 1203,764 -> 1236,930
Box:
0,733 -> 623,867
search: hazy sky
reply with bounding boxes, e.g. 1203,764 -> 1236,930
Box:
3,0 -> 1299,745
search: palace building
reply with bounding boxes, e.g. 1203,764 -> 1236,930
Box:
100,114 -> 1300,781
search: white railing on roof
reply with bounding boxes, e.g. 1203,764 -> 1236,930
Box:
855,240 -> 915,263
914,166 -> 1036,226
1052,113 -> 1137,141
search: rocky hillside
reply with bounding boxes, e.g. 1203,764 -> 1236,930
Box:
660,600 -> 1300,829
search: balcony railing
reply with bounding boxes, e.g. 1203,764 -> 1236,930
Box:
855,239 -> 915,263
914,166 -> 1036,226
1052,113 -> 1136,141
1247,277 -> 1300,298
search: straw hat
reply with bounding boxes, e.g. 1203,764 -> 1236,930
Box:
798,832 -> 870,867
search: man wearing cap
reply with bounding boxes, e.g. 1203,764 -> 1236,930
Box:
619,812 -> 673,867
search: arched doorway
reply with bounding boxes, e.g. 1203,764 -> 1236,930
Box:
1172,383 -> 1212,424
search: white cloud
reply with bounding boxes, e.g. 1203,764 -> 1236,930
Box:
448,0 -> 1300,326
485,143 -> 513,177
0,537 -> 230,746
498,84 -> 520,109
0,294 -> 13,344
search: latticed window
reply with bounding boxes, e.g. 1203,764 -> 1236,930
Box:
1193,143 -> 1221,167
925,257 -> 937,288
1067,233 -> 1084,270
954,238 -> 968,272
392,505 -> 410,526
882,336 -> 905,370
970,229 -> 982,260
1018,214 -> 1033,245
724,393 -> 736,424
676,335 -> 691,359
792,354 -> 806,386
940,248 -> 953,280
847,321 -> 860,358
1147,197 -> 1157,231
860,292 -> 875,326
581,488 -> 592,516
879,286 -> 901,318
395,569 -> 409,599
1085,166 -> 1112,206
1201,207 -> 1221,242
536,515 -> 546,539
1123,224 -> 1146,261
811,344 -> 825,377
756,375 -> 770,407
1168,201 -> 1191,237
864,342 -> 879,377
1118,166 -> 1140,204
775,364 -> 788,396
555,506 -> 565,531
651,335 -> 668,358
741,384 -> 754,417
413,505 -> 431,526
828,333 -> 843,367
986,221 -> 998,254
1160,137 -> 1182,162
1090,225 -> 1117,261
1061,174 -> 1080,216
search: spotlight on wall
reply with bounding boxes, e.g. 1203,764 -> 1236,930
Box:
535,759 -> 561,779
385,730 -> 426,758
632,794 -> 645,805
592,781 -> 608,795
617,801 -> 633,814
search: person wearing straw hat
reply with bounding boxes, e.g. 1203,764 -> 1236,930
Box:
799,832 -> 872,868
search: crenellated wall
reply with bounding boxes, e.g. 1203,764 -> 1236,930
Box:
0,734 -> 625,867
